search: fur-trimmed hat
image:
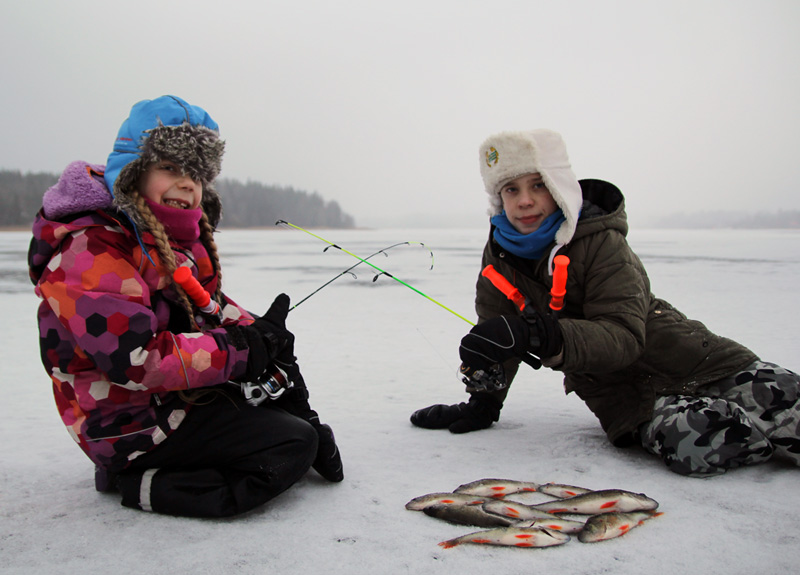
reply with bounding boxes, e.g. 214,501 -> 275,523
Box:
104,95 -> 226,229
479,129 -> 582,245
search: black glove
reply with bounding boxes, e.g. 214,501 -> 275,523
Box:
459,312 -> 562,375
523,307 -> 562,360
250,293 -> 295,361
223,323 -> 271,382
223,294 -> 296,383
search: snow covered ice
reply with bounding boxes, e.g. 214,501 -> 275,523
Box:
1,226 -> 798,574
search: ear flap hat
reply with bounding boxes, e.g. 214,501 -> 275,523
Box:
479,129 -> 582,245
105,95 -> 226,229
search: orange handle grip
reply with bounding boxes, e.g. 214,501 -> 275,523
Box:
549,255 -> 569,311
481,265 -> 526,311
173,267 -> 219,314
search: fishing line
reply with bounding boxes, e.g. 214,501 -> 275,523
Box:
290,241 -> 434,311
275,220 -> 476,326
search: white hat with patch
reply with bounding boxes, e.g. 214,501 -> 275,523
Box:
479,129 -> 583,245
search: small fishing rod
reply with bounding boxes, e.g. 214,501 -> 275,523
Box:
276,220 -> 476,325
290,240 -> 434,311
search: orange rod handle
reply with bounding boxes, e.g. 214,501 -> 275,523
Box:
481,265 -> 526,311
173,267 -> 219,314
549,255 -> 569,311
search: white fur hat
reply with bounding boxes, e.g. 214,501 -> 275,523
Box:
479,129 -> 583,245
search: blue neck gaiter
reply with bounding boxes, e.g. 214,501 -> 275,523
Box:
491,210 -> 565,260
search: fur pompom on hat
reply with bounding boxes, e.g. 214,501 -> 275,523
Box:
479,129 -> 583,245
105,95 -> 226,229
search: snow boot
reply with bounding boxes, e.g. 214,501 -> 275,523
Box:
95,465 -> 119,493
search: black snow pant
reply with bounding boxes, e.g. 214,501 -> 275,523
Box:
117,390 -> 319,518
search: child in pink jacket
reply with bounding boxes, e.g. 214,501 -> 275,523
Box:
29,95 -> 342,517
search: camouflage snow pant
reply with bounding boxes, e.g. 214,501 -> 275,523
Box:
640,361 -> 800,476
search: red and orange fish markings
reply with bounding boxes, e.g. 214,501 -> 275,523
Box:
515,534 -> 534,539
600,500 -> 618,509
545,525 -> 563,530
522,487 -> 537,492
440,499 -> 455,504
473,539 -> 492,544
515,543 -> 535,547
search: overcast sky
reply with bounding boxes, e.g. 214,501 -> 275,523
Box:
2,0 -> 798,228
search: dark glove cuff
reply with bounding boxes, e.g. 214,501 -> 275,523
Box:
222,325 -> 249,351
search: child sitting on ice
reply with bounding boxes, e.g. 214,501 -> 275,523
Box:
411,129 -> 800,477
29,95 -> 343,517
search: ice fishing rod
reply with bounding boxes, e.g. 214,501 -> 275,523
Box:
290,241 -> 434,311
173,266 -> 291,403
275,220 -> 475,325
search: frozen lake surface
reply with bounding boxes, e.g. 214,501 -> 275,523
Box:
1,226 -> 798,574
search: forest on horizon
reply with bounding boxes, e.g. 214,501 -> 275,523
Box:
0,169 -> 356,229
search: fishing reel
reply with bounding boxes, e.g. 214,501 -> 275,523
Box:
460,363 -> 508,393
240,364 -> 293,406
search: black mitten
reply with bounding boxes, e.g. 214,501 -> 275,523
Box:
410,393 -> 502,434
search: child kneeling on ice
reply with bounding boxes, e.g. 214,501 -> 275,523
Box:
29,95 -> 343,517
411,129 -> 800,477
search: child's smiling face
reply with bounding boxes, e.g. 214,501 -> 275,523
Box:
498,172 -> 558,234
138,161 -> 203,209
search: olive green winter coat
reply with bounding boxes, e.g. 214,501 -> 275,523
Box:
476,179 -> 757,446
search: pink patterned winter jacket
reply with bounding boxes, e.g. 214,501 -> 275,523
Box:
28,162 -> 253,472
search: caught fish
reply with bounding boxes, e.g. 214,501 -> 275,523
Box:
454,478 -> 539,498
439,527 -> 570,549
578,511 -> 663,543
405,492 -> 490,511
537,483 -> 593,499
512,517 -> 586,534
530,489 -> 659,515
482,500 -> 561,522
423,503 -> 517,527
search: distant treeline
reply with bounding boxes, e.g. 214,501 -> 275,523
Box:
0,169 -> 355,229
649,210 -> 800,229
